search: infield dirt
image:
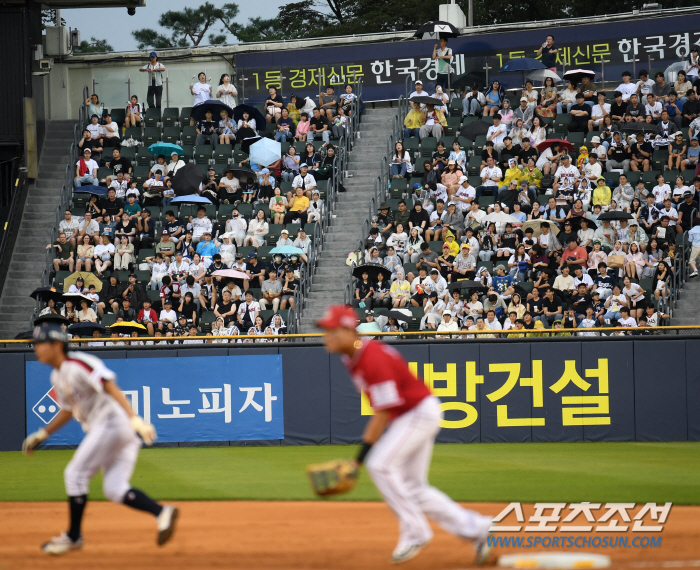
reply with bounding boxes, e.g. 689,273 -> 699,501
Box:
0,501 -> 698,569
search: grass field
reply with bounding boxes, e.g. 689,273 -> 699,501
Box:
2,442 -> 700,504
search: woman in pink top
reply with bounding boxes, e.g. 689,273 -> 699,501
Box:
295,112 -> 310,141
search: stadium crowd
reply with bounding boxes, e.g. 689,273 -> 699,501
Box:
354,56 -> 700,336
40,52 -> 359,342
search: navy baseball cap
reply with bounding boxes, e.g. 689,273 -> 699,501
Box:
247,252 -> 257,259
33,324 -> 68,345
149,51 -> 157,58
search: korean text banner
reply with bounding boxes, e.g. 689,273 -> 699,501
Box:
236,12 -> 700,103
25,355 -> 284,445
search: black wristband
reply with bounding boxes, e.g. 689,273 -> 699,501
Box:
356,441 -> 373,465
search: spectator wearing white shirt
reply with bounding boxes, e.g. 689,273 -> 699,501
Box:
645,93 -> 663,122
552,155 -> 580,195
616,71 -> 637,101
485,310 -> 503,331
477,156 -> 502,199
225,208 -> 247,246
78,211 -> 100,245
237,291 -> 261,331
59,210 -> 81,248
86,115 -> 103,141
453,176 -> 476,212
109,172 -> 129,199
139,51 -> 165,108
486,114 -> 507,152
636,70 -> 655,96
582,154 -> 602,182
74,148 -> 98,187
188,206 -> 213,244
291,165 -> 317,201
588,93 -> 611,131
168,251 -> 190,283
307,190 -> 324,224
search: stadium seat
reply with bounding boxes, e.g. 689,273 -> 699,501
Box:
162,126 -> 180,145
133,165 -> 150,185
124,127 -> 142,141
420,138 -> 438,157
162,107 -> 179,127
54,271 -> 71,290
143,127 -> 161,146
134,148 -> 153,167
214,144 -> 233,164
101,313 -> 118,327
181,126 -> 197,145
179,107 -> 193,124
110,108 -> 126,127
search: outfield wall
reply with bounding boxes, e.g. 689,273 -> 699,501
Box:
1,338 -> 699,452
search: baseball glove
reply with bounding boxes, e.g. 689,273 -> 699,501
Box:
307,459 -> 358,496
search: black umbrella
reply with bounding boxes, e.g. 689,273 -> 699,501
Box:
172,163 -> 204,196
451,72 -> 487,91
30,287 -> 64,303
15,330 -> 34,340
622,122 -> 658,133
239,135 -> 263,154
232,104 -> 266,131
447,280 -> 488,291
68,323 -> 107,337
597,211 -> 634,220
409,95 -> 444,106
352,264 -> 392,282
34,314 -> 69,326
414,21 -> 460,39
190,100 -> 235,122
567,216 -> 598,232
460,121 -> 490,139
563,69 -> 596,85
385,309 -> 412,323
224,166 -> 258,184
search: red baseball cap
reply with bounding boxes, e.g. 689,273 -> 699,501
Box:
316,305 -> 358,329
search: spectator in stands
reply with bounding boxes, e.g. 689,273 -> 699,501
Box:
420,104 -> 445,140
309,108 -> 330,143
125,95 -> 143,129
274,107 -> 295,142
114,235 -> 134,270
190,72 -> 212,110
484,81 -> 504,117
78,128 -> 103,161
216,73 -> 237,108
219,109 -> 237,145
663,92 -> 683,129
264,86 -> 284,123
280,267 -> 298,310
682,136 -> 700,172
138,51 -> 165,108
47,231 -> 74,273
463,84 -> 486,117
260,270 -> 282,312
93,234 -> 115,277
74,148 -> 98,188
295,112 -> 310,141
196,109 -> 218,149
114,212 -> 137,246
101,114 -> 121,148
486,114 -> 507,152
58,209 -> 80,248
244,209 -> 269,248
390,141 -> 413,178
402,101 -> 424,140
284,186 -> 310,229
606,132 -> 631,172
237,110 -> 258,140
100,188 -> 124,223
319,85 -> 339,121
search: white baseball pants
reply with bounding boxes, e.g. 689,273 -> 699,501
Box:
64,410 -> 141,503
366,396 -> 492,548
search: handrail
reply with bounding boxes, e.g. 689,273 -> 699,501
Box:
0,159 -> 28,297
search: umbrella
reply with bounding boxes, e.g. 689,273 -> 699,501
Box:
451,72 -> 487,91
232,104 -> 266,131
33,314 -> 69,326
567,216 -> 598,232
447,280 -> 488,291
460,121 -> 490,139
171,164 -> 203,196
499,58 -> 546,73
171,195 -> 212,204
521,219 -> 560,237
250,138 -> 281,168
239,135 -> 263,155
148,142 -> 183,156
563,69 -> 596,84
109,321 -> 147,335
597,211 -> 634,221
352,264 -> 392,282
414,20 -> 460,39
30,287 -> 64,303
269,246 -> 306,256
211,269 -> 249,280
357,322 -> 382,334
482,211 -> 521,224
190,100 -> 235,122
223,166 -> 257,183
409,95 -> 444,106
63,271 -> 103,292
385,309 -> 412,324
622,122 -> 658,134
536,139 -> 574,153
73,184 -> 108,196
68,322 -> 107,336
62,293 -> 94,307
527,69 -> 562,83
15,330 -> 34,340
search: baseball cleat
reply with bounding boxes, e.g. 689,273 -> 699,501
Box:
391,540 -> 429,564
474,530 -> 493,566
41,532 -> 83,555
156,505 -> 179,546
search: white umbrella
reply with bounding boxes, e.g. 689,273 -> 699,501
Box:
527,69 -> 562,83
482,212 -> 520,224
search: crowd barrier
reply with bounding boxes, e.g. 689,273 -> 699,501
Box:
1,337 -> 698,452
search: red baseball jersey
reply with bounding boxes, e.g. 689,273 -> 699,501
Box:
343,339 -> 431,419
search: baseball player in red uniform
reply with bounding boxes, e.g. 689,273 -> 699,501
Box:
317,305 -> 493,565
23,325 -> 179,555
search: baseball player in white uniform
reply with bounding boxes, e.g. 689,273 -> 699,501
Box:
23,325 -> 179,555
317,305 -> 493,565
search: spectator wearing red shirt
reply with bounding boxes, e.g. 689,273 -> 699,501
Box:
559,237 -> 588,269
138,300 -> 158,336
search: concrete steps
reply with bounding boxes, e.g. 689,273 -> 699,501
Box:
0,119 -> 78,337
299,107 -> 397,333
670,275 -> 700,326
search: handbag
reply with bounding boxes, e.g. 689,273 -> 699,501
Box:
608,254 -> 625,268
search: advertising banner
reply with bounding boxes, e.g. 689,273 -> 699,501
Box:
25,355 -> 284,445
236,13 -> 700,103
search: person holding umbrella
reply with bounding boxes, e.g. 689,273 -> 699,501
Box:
77,298 -> 97,323
404,101 -> 425,139
195,109 -> 217,149
432,37 -> 453,91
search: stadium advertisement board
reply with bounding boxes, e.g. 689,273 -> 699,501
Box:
25,355 -> 284,445
236,12 -> 700,103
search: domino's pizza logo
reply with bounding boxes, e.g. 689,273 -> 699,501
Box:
32,387 -> 61,424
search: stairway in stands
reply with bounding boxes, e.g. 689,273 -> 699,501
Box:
670,274 -> 700,326
0,120 -> 76,338
299,107 -> 396,333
